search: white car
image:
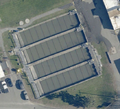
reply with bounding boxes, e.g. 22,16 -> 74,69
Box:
2,81 -> 9,93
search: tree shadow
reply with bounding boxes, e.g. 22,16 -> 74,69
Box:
46,93 -> 58,99
46,91 -> 90,108
97,102 -> 111,108
97,91 -> 115,109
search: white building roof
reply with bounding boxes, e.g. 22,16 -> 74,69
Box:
103,0 -> 119,9
0,65 -> 5,78
110,15 -> 120,30
103,0 -> 120,30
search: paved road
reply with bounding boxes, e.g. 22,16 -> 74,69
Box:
0,3 -> 74,109
0,103 -> 59,109
74,0 -> 120,108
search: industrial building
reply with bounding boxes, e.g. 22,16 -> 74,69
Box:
103,0 -> 120,30
13,11 -> 101,99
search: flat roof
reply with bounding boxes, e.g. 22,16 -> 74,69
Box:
18,14 -> 79,47
110,14 -> 120,30
32,47 -> 91,79
39,63 -> 96,95
13,12 -> 100,98
103,0 -> 120,30
103,0 -> 119,10
22,31 -> 86,64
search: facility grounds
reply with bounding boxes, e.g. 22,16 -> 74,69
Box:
13,10 -> 102,99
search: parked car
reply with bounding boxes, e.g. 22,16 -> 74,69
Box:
2,81 -> 9,93
5,78 -> 13,87
17,79 -> 24,90
23,91 -> 29,100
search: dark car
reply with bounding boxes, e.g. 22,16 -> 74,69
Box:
5,78 -> 13,87
23,90 -> 29,100
16,79 -> 24,90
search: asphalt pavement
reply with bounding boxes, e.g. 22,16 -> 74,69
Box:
74,0 -> 120,108
74,0 -> 115,51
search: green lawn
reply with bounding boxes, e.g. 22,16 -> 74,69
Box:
2,31 -> 22,69
1,6 -> 75,102
2,31 -> 15,52
0,47 -> 3,61
27,5 -> 75,28
40,42 -> 116,109
21,72 -> 36,100
0,0 -> 72,28
2,30 -> 34,98
2,32 -> 116,108
9,55 -> 22,69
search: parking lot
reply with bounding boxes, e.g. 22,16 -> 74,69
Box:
0,73 -> 30,104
